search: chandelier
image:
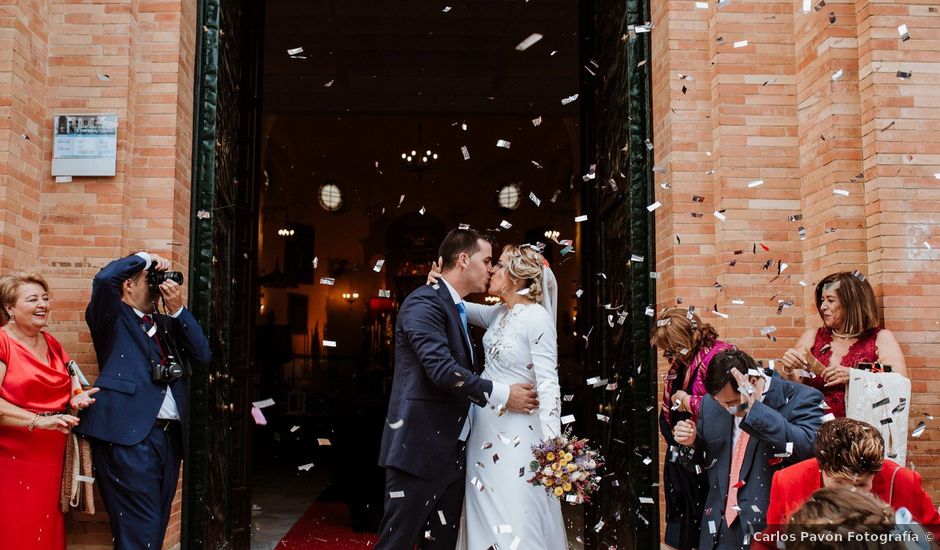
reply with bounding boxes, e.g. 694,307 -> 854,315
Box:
401,119 -> 438,173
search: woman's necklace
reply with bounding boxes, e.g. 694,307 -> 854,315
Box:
831,329 -> 861,340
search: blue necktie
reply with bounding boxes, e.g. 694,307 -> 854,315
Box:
455,302 -> 473,361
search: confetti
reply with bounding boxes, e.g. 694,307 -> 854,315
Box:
561,414 -> 576,425
389,490 -> 405,498
298,463 -> 314,472
460,146 -> 470,160
287,47 -> 304,56
898,24 -> 910,41
897,71 -> 912,80
320,277 -> 335,285
631,254 -> 645,262
250,406 -> 267,425
379,289 -> 391,298
252,398 -> 275,408
96,74 -> 110,81
748,179 -> 764,188
323,340 -> 337,348
647,201 -> 662,212
912,421 -> 926,438
532,116 -> 542,127
515,33 -> 544,51
639,497 -> 655,504
733,40 -> 748,48
323,79 -> 334,87
317,438 -> 332,446
290,425 -> 300,433
561,93 -> 579,105
196,210 -> 211,219
713,211 -> 726,222
833,189 -> 849,196
529,192 -> 541,206
419,206 -> 426,215
500,220 -> 513,230
574,214 -> 588,223
496,139 -> 511,149
442,6 -> 451,12
831,69 -> 844,81
373,259 -> 385,272
695,1 -> 708,8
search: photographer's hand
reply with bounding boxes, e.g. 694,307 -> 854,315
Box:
149,254 -> 171,272
160,280 -> 184,314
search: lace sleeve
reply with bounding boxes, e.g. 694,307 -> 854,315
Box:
527,306 -> 561,439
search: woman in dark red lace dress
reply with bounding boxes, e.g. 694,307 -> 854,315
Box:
780,271 -> 907,418
0,272 -> 98,549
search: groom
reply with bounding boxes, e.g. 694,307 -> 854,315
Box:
375,228 -> 539,549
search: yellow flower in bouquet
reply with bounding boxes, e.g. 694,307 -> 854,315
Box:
554,487 -> 564,497
564,452 -> 573,462
543,478 -> 554,486
563,482 -> 572,492
546,452 -> 555,461
566,463 -> 577,473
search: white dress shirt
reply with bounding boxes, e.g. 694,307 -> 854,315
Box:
135,252 -> 183,421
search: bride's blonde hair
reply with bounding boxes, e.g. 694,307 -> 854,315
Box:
502,244 -> 544,303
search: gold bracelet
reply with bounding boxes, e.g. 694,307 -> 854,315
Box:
27,413 -> 40,432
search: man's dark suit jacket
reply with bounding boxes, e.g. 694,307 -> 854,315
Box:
682,372 -> 824,550
75,254 -> 212,446
378,282 -> 497,480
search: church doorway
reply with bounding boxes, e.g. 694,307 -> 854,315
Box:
187,0 -> 658,548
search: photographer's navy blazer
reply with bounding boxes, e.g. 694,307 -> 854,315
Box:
75,254 -> 211,446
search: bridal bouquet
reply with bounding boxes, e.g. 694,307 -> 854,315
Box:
528,430 -> 603,504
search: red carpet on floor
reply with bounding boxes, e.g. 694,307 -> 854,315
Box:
276,502 -> 377,549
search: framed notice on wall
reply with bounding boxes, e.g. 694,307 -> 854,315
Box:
51,114 -> 118,176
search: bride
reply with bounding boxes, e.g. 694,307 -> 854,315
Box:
434,244 -> 567,549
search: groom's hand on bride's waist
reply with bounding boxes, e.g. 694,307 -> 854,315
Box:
506,383 -> 539,413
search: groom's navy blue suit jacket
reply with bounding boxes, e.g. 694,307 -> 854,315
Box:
378,282 -> 495,480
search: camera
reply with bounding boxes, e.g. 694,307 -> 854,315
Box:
147,270 -> 184,295
152,355 -> 185,383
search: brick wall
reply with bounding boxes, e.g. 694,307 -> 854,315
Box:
653,0 -> 940,534
0,0 -> 195,547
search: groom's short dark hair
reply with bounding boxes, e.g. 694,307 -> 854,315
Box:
439,228 -> 486,270
704,349 -> 756,396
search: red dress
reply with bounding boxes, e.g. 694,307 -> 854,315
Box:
805,327 -> 880,418
0,329 -> 71,550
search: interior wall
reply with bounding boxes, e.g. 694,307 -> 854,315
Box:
258,113 -> 583,361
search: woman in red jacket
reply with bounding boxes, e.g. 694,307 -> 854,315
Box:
754,418 -> 939,549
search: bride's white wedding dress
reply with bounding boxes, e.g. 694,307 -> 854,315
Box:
457,301 -> 568,550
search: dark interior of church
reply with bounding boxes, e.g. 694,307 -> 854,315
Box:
246,1 -> 585,545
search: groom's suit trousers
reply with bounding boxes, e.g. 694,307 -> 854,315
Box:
374,441 -> 466,550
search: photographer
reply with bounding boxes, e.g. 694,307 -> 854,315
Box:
75,252 -> 211,549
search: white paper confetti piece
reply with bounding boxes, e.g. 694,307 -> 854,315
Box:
373,259 -> 385,272
773,441 -> 794,458
532,116 -> 542,127
574,214 -> 588,223
898,24 -> 910,40
515,33 -> 543,51
323,340 -> 337,348
748,179 -> 764,188
695,1 -> 708,8
925,241 -> 932,250
323,79 -> 334,87
833,188 -> 849,196
287,47 -> 304,56
732,299 -> 745,305
529,192 -> 541,206
647,201 -> 662,212
252,398 -> 275,409
379,289 -> 391,298
389,490 -> 405,499
298,463 -> 314,471
934,173 -> 940,179
496,524 -> 513,534
639,497 -> 655,504
801,0 -> 811,12
500,220 -> 513,230
821,413 -> 836,423
561,93 -> 579,105
912,421 -> 926,438
713,211 -> 726,222
708,520 -> 717,534
320,277 -> 335,285
290,425 -> 300,433
317,438 -> 332,446
439,511 -> 447,525
460,146 -> 470,160
388,419 -> 404,430
96,74 -> 110,81
631,254 -> 645,262
831,69 -> 844,81
509,536 -> 522,550
733,40 -> 748,48
561,414 -> 576,425
442,6 -> 451,12
419,206 -> 426,215
496,139 -> 511,149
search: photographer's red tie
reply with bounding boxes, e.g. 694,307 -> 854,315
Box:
142,315 -> 167,362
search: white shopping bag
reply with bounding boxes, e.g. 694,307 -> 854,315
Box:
845,369 -> 911,466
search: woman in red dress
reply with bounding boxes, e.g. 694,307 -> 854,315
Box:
0,272 -> 98,549
780,271 -> 907,417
